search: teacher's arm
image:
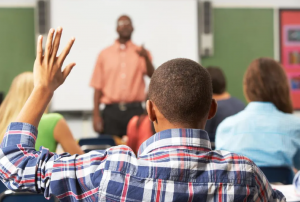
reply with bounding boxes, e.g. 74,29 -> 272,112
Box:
136,45 -> 154,77
93,89 -> 103,133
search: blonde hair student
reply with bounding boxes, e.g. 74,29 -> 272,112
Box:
0,72 -> 83,155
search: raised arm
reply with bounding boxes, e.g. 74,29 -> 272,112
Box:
136,45 -> 154,77
0,28 -> 106,201
17,28 -> 75,127
93,89 -> 103,133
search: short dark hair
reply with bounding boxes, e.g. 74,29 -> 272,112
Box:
206,66 -> 226,94
149,58 -> 212,124
244,57 -> 293,113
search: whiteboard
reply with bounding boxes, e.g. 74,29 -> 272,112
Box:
50,0 -> 199,111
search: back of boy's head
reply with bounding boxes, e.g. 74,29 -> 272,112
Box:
206,66 -> 226,95
149,58 -> 212,125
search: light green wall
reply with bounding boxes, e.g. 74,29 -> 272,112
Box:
0,8 -> 35,96
202,8 -> 274,103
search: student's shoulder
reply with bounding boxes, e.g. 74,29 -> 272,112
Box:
40,113 -> 64,130
218,110 -> 246,128
212,149 -> 254,163
279,112 -> 300,134
212,150 -> 267,177
127,116 -> 139,127
230,97 -> 246,107
211,150 -> 258,177
41,113 -> 64,122
104,145 -> 138,169
280,111 -> 300,123
129,115 -> 139,123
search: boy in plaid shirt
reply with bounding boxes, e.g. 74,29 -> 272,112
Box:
0,28 -> 285,201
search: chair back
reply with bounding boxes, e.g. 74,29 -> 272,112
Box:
0,182 -> 7,195
0,190 -> 59,202
79,136 -> 116,153
259,166 -> 294,185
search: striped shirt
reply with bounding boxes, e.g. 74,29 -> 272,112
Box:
0,122 -> 285,202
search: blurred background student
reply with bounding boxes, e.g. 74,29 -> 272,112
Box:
205,66 -> 245,142
215,58 -> 300,171
0,72 -> 84,155
126,103 -> 155,154
90,15 -> 154,141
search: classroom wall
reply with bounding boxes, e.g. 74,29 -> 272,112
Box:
199,0 -> 300,103
206,0 -> 300,8
201,8 -> 274,103
1,0 -> 300,143
0,7 -> 35,96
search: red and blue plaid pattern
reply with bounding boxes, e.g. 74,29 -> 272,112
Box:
0,122 -> 285,202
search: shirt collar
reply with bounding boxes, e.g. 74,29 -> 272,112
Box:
138,128 -> 211,157
245,101 -> 277,112
114,39 -> 134,50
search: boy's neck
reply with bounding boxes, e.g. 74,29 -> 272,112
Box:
154,120 -> 205,133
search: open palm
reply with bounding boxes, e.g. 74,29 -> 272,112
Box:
33,27 -> 76,92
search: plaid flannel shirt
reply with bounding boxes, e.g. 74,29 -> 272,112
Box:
0,122 -> 285,202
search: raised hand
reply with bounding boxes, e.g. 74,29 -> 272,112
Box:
136,45 -> 149,58
34,27 -> 76,93
16,27 -> 76,128
136,45 -> 154,77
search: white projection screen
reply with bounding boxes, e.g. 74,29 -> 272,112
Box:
49,0 -> 199,111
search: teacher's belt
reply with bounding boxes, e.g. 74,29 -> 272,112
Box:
105,102 -> 142,111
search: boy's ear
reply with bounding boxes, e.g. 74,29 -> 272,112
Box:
207,99 -> 217,120
146,100 -> 157,122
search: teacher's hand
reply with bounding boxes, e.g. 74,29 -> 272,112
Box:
136,45 -> 149,59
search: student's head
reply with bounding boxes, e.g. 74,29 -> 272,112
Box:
206,66 -> 226,95
0,72 -> 34,140
147,58 -> 217,132
116,15 -> 133,40
244,57 -> 293,113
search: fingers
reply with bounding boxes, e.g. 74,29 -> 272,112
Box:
44,28 -> 55,62
62,63 -> 76,80
36,35 -> 43,64
57,37 -> 75,66
50,27 -> 63,62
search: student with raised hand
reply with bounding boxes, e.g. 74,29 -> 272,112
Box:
216,58 -> 300,171
0,28 -> 285,201
0,72 -> 84,155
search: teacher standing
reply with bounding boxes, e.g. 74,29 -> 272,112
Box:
90,15 -> 154,139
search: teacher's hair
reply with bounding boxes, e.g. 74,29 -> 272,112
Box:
244,57 -> 293,113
